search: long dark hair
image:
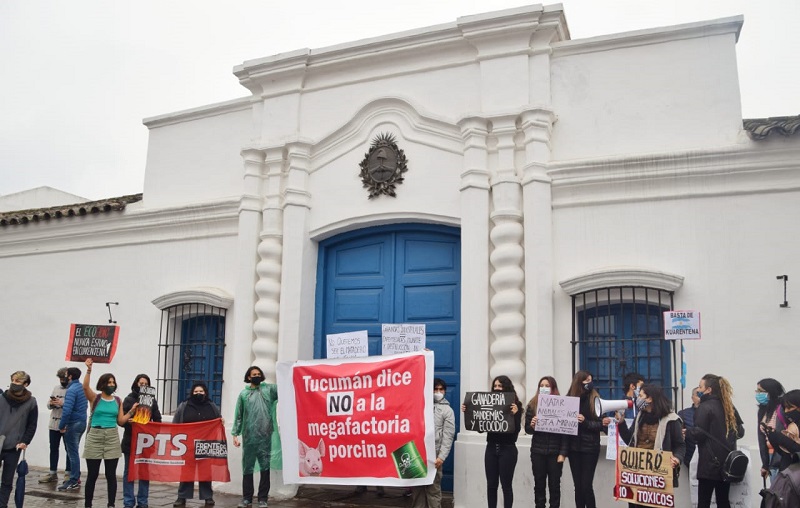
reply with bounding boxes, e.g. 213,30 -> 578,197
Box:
567,370 -> 599,419
702,373 -> 738,436
526,376 -> 559,413
639,384 -> 672,419
757,378 -> 785,421
492,375 -> 521,407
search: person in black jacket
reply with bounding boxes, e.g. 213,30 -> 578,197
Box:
524,375 -> 568,508
754,378 -> 784,484
687,373 -> 744,508
617,384 -> 685,508
172,382 -> 222,508
677,387 -> 701,469
763,389 -> 800,472
0,371 -> 38,508
565,370 -> 611,508
121,374 -> 162,508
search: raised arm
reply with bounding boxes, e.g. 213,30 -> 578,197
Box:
83,359 -> 96,404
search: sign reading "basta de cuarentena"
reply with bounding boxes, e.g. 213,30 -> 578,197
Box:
663,310 -> 701,340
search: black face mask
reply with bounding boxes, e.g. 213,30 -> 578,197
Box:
60,378 -> 69,388
583,382 -> 594,392
786,408 -> 800,424
250,376 -> 264,385
9,384 -> 24,394
192,393 -> 206,403
103,385 -> 117,396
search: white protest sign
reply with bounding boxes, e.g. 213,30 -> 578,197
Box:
606,420 -> 627,460
663,310 -> 701,340
326,330 -> 369,359
534,394 -> 580,436
381,323 -> 426,355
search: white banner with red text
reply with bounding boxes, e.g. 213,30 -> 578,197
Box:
277,351 -> 435,486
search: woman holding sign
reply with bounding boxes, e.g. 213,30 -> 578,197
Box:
524,376 -> 568,508
121,374 -> 162,508
616,384 -> 685,508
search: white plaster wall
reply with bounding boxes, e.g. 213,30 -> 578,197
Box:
551,33 -> 743,160
142,108 -> 252,208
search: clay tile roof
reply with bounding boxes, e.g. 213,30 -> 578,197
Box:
0,193 -> 143,227
743,115 -> 800,140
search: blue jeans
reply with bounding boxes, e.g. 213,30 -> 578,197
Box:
123,452 -> 149,507
63,421 -> 86,482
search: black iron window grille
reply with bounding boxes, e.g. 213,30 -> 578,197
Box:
156,303 -> 226,414
571,286 -> 683,407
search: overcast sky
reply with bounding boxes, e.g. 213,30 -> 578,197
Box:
1,0 -> 797,201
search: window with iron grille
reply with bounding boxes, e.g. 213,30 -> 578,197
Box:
156,303 -> 226,414
571,287 -> 681,405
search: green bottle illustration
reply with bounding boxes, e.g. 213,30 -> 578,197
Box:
392,440 -> 427,479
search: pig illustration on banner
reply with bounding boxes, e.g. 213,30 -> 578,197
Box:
299,439 -> 325,477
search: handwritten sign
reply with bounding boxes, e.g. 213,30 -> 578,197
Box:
66,324 -> 119,363
663,310 -> 701,340
463,392 -> 516,434
381,323 -> 426,355
615,447 -> 674,507
606,420 -> 628,460
132,386 -> 157,424
534,394 -> 580,436
326,330 -> 369,359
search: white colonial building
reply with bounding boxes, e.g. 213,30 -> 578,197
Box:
2,4 -> 798,507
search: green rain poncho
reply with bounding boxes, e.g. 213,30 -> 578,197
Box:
232,382 -> 280,473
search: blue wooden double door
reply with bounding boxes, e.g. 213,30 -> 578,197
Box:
315,224 -> 461,491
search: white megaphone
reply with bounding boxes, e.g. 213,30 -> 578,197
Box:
594,397 -> 633,417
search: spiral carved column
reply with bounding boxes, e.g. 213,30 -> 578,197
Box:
488,116 -> 526,402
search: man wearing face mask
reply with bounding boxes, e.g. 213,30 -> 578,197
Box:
39,367 -> 71,483
58,367 -> 87,492
0,371 -> 38,508
619,373 -> 645,426
411,378 -> 455,508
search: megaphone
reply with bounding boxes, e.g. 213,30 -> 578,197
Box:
594,397 -> 633,417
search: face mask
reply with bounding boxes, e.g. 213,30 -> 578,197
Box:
9,384 -> 24,394
192,393 -> 206,403
633,386 -> 641,398
635,397 -> 650,410
785,408 -> 800,424
433,392 -> 444,402
696,390 -> 705,400
60,379 -> 69,388
250,376 -> 264,385
583,382 -> 594,392
539,386 -> 551,395
755,392 -> 769,406
103,385 -> 117,396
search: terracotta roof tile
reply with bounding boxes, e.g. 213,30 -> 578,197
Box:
743,115 -> 800,140
0,193 -> 142,227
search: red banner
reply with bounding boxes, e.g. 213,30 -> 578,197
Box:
277,351 -> 435,486
129,419 -> 230,482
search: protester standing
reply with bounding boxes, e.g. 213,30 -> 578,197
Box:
58,367 -> 87,492
121,374 -> 162,508
763,389 -> 800,472
81,358 -> 139,508
232,366 -> 279,508
524,375 -> 567,508
39,367 -> 71,483
0,371 -> 38,508
620,373 -> 645,424
411,378 -> 455,508
172,382 -> 221,507
617,384 -> 685,508
687,373 -> 744,508
565,370 -> 611,508
755,378 -> 785,484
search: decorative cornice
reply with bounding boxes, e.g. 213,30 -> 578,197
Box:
0,194 -> 142,227
142,97 -> 252,129
559,267 -> 685,296
152,287 -> 234,310
744,115 -> 800,140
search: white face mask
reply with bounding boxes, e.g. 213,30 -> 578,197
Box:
433,392 -> 444,402
539,386 -> 551,395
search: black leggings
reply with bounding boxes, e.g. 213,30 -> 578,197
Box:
485,443 -> 518,508
568,451 -> 599,508
697,478 -> 731,508
85,458 -> 119,508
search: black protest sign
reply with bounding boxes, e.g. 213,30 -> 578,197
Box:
463,391 -> 517,433
132,386 -> 157,424
66,324 -> 119,363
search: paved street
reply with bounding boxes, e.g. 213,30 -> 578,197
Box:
21,466 -> 454,508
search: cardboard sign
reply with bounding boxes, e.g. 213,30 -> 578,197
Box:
381,323 -> 426,355
66,324 -> 119,363
129,419 -> 230,482
463,391 -> 517,434
131,386 -> 157,424
534,394 -> 580,436
663,310 -> 701,340
276,351 -> 435,486
326,330 -> 369,359
615,447 -> 674,507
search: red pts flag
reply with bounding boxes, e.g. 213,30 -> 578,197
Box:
129,419 -> 231,482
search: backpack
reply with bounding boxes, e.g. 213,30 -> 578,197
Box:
760,455 -> 800,508
696,425 -> 749,483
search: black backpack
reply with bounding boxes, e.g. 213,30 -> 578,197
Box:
696,426 -> 749,483
760,454 -> 800,508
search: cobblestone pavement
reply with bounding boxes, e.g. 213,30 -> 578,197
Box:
22,466 -> 454,508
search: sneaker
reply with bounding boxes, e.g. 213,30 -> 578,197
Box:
57,480 -> 80,491
172,500 -> 186,508
237,501 -> 252,508
258,502 -> 268,508
204,500 -> 215,507
39,473 -> 59,483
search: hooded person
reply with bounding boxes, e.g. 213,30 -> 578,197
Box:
0,371 -> 38,508
173,382 -> 221,507
121,374 -> 162,508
